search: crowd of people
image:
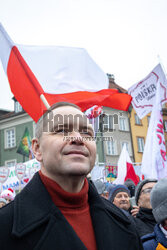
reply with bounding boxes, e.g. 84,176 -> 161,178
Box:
94,177 -> 167,249
0,102 -> 167,249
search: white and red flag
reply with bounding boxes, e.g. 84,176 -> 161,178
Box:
141,80 -> 167,179
113,144 -> 139,185
0,24 -> 132,122
128,64 -> 167,119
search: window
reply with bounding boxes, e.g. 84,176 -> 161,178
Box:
109,115 -> 113,130
106,140 -> 117,155
4,128 -> 16,148
137,137 -> 145,152
103,114 -> 113,132
121,141 -> 129,153
147,116 -> 150,126
164,120 -> 167,132
119,117 -> 128,131
15,101 -> 22,113
135,114 -> 141,125
5,159 -> 16,167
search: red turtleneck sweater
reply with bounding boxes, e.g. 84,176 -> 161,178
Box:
39,171 -> 97,250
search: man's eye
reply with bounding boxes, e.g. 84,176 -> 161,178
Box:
55,129 -> 69,134
81,131 -> 93,137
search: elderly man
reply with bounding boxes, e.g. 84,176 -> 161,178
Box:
142,178 -> 167,249
132,179 -> 157,237
109,184 -> 131,211
0,102 -> 142,250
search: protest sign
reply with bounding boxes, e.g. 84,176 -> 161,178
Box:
128,64 -> 167,119
1,159 -> 40,192
0,167 -> 9,193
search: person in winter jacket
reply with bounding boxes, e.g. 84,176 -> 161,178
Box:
132,179 -> 157,237
0,102 -> 143,250
142,178 -> 167,249
108,184 -> 131,211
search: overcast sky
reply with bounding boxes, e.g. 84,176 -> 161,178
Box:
0,0 -> 167,110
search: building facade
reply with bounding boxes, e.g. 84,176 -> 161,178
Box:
129,104 -> 167,165
0,101 -> 34,167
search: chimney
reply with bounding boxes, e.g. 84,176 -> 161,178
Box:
107,73 -> 115,88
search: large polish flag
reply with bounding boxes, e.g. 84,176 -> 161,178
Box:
113,144 -> 139,185
0,24 -> 132,122
141,80 -> 167,179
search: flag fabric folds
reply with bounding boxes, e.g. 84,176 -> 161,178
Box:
113,144 -> 139,185
141,81 -> 167,179
0,24 -> 132,122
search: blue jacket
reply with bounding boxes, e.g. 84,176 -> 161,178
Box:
141,224 -> 167,249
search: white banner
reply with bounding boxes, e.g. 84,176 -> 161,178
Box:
0,159 -> 40,192
141,81 -> 167,179
128,64 -> 167,119
91,165 -> 105,181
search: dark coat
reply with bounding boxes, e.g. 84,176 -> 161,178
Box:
141,224 -> 167,249
0,173 -> 143,250
133,207 -> 156,237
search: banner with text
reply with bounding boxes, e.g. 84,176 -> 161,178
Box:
0,159 -> 40,192
128,64 -> 167,119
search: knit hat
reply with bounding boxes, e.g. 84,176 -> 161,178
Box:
135,179 -> 157,205
93,179 -> 106,195
151,178 -> 167,224
1,188 -> 15,201
124,179 -> 136,197
0,197 -> 7,204
109,184 -> 130,202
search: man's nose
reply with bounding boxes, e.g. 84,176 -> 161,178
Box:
69,131 -> 84,145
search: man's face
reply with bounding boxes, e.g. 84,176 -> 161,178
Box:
113,192 -> 130,210
138,182 -> 156,209
33,106 -> 96,180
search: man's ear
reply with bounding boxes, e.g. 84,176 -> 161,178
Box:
32,138 -> 43,162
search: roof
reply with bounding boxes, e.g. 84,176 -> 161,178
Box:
107,75 -> 128,93
0,110 -> 25,121
0,109 -> 11,116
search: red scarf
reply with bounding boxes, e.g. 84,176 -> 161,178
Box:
39,171 -> 97,250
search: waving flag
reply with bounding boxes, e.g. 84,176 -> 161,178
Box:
141,80 -> 167,179
113,144 -> 139,185
17,127 -> 32,158
0,24 -> 132,122
128,64 -> 167,119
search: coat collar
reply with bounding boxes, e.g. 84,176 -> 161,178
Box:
12,173 -> 58,237
12,173 -> 131,238
155,224 -> 167,248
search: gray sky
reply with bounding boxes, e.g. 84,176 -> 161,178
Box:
0,0 -> 167,110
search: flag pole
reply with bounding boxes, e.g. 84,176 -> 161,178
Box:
40,94 -> 50,109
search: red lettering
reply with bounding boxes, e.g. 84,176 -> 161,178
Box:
157,134 -> 162,144
156,122 -> 164,134
161,149 -> 167,161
